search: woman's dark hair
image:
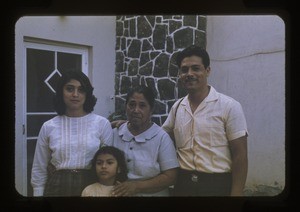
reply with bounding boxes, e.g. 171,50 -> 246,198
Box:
53,71 -> 97,115
125,85 -> 157,110
91,146 -> 128,183
176,45 -> 210,69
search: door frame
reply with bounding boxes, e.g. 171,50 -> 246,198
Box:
16,37 -> 89,196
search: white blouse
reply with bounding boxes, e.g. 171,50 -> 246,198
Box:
31,113 -> 113,196
106,122 -> 179,196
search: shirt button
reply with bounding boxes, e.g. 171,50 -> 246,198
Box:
130,147 -> 133,150
127,159 -> 131,162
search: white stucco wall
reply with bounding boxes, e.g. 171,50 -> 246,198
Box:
206,15 -> 285,191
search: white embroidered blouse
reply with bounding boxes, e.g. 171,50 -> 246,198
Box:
31,113 -> 113,196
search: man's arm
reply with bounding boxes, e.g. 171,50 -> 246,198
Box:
228,135 -> 248,196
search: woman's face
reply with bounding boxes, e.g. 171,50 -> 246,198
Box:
63,79 -> 86,113
126,92 -> 152,128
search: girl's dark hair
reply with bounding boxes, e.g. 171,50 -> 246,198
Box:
176,45 -> 210,69
125,85 -> 157,110
91,146 -> 128,183
53,71 -> 97,115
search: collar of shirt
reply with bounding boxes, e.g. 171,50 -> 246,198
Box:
181,85 -> 219,110
118,122 -> 160,142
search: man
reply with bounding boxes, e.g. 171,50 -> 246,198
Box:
162,45 -> 248,196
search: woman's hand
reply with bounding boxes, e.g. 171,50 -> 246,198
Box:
111,181 -> 139,196
111,120 -> 126,129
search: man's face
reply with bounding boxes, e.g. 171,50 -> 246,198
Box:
179,55 -> 210,92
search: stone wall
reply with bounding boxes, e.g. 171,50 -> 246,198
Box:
113,15 -> 207,125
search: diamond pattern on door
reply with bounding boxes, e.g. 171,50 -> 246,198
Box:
44,69 -> 62,93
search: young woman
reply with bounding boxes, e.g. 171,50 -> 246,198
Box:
31,71 -> 113,196
81,146 -> 128,196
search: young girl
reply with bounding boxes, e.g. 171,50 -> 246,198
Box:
81,146 -> 128,197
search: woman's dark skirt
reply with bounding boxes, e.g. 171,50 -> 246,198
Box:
44,169 -> 95,197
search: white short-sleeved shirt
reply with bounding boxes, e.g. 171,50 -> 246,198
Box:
31,113 -> 113,196
106,122 -> 179,196
162,86 -> 248,173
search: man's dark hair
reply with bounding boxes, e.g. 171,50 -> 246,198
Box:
176,45 -> 210,69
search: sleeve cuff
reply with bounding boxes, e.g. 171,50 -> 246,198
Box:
228,130 -> 248,141
33,187 -> 44,196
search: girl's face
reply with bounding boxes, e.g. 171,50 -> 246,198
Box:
95,153 -> 119,186
126,92 -> 152,129
63,79 -> 86,114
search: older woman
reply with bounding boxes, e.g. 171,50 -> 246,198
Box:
105,86 -> 179,196
31,71 -> 113,196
